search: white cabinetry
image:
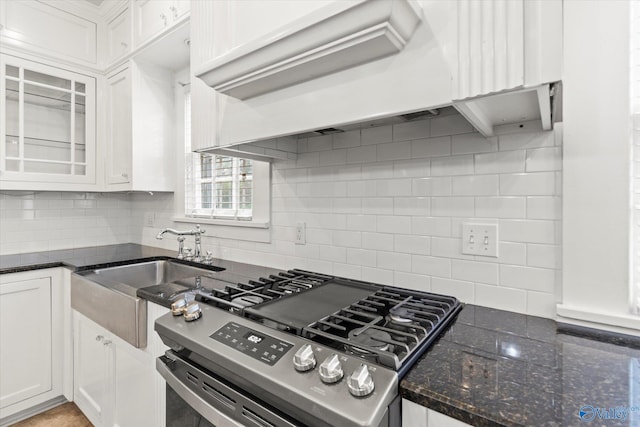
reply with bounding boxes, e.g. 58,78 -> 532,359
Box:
105,61 -> 175,191
402,400 -> 473,427
0,54 -> 97,190
106,8 -> 131,67
0,0 -> 98,68
73,303 -> 169,427
132,0 -> 190,49
0,268 -> 70,422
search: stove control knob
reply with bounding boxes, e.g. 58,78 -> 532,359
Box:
347,364 -> 375,397
171,298 -> 187,316
318,354 -> 343,384
293,344 -> 316,372
183,302 -> 202,322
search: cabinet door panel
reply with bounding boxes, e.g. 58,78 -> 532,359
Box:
113,342 -> 157,427
73,313 -> 110,426
132,0 -> 172,47
107,9 -> 131,65
106,68 -> 131,185
0,277 -> 51,409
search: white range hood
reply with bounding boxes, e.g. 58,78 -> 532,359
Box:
190,0 -> 562,160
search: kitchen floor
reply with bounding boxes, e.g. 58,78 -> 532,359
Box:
12,403 -> 92,427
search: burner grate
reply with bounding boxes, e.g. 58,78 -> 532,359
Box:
303,287 -> 460,372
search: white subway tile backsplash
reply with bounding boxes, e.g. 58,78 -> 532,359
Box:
377,215 -> 412,234
500,172 -> 556,196
376,178 -> 413,197
347,146 -> 377,164
412,177 -> 452,196
393,197 -> 430,216
362,162 -> 395,179
431,277 -> 475,302
347,180 -> 377,197
347,248 -> 377,267
332,198 -> 361,214
411,217 -> 452,237
452,175 -> 499,196
526,290 -> 557,317
332,230 -> 362,248
333,263 -> 362,279
307,134 -> 333,152
475,197 -> 526,219
361,198 -> 394,215
451,134 -> 498,155
377,251 -> 412,272
431,197 -> 475,217
362,125 -> 393,145
475,151 -> 526,174
362,232 -> 394,251
526,196 -> 561,220
500,219 -> 558,244
393,120 -> 430,141
319,148 -> 347,166
411,255 -> 451,278
431,237 -> 474,260
525,147 -> 562,172
361,267 -> 395,286
377,141 -> 412,161
332,130 -> 361,149
475,284 -> 527,313
451,260 -> 498,284
394,234 -> 431,255
393,159 -> 430,178
431,155 -> 474,176
346,214 -> 377,232
393,271 -> 431,290
500,265 -> 556,293
411,136 -> 451,158
499,131 -> 555,151
527,244 -> 561,269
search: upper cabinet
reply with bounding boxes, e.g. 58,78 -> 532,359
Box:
106,8 -> 131,66
132,0 -> 190,49
0,54 -> 97,190
104,61 -> 175,192
0,0 -> 98,69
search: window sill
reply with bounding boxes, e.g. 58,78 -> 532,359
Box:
172,216 -> 270,229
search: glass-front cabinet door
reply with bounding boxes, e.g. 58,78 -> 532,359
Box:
0,54 -> 95,186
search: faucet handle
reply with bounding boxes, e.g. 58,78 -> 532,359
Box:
203,250 -> 214,265
183,248 -> 193,261
195,224 -> 206,235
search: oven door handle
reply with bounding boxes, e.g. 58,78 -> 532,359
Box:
156,356 -> 244,427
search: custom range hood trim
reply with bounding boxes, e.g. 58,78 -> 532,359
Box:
195,0 -> 423,100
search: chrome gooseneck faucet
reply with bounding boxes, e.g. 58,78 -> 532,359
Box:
156,224 -> 206,262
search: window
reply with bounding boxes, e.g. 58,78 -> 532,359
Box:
181,91 -> 270,228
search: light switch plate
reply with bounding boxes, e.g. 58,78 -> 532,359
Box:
462,223 -> 498,257
144,212 -> 156,227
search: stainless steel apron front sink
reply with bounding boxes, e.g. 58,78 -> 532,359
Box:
71,260 -> 223,348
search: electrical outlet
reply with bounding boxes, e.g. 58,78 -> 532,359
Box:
295,222 -> 306,245
462,223 -> 498,257
144,212 -> 156,228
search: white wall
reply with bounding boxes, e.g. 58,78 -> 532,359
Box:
135,112 -> 562,318
0,191 -> 131,255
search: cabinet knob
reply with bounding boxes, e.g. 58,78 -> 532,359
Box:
121,42 -> 128,49
170,5 -> 178,19
121,172 -> 128,178
160,13 -> 167,25
103,339 -> 112,346
96,335 -> 104,342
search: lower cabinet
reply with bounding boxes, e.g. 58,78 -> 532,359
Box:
73,302 -> 169,427
402,399 -> 473,427
0,268 -> 70,422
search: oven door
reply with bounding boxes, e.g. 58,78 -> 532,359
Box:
157,351 -> 301,427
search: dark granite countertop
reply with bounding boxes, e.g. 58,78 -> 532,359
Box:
401,304 -> 640,426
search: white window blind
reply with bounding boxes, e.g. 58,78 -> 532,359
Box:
184,92 -> 253,220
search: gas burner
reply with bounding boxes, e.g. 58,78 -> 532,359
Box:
347,327 -> 392,353
388,306 -> 413,324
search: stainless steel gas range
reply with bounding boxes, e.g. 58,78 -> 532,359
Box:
155,269 -> 461,427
